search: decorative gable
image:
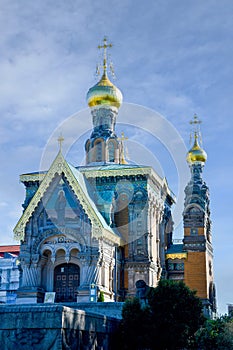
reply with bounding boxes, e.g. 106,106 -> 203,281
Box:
14,150 -> 121,245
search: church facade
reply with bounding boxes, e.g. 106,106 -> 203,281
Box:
13,38 -> 216,316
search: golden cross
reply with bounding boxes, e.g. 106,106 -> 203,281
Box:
58,134 -> 64,151
190,114 -> 202,126
189,114 -> 202,145
118,132 -> 129,164
118,132 -> 128,142
97,36 -> 113,73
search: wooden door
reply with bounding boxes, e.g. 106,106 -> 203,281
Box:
54,263 -> 80,302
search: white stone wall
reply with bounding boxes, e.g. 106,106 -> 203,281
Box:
0,256 -> 19,304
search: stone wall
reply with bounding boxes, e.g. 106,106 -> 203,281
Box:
0,303 -> 122,350
64,302 -> 123,319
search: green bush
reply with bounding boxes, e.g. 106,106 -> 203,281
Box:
97,290 -> 104,302
195,315 -> 233,349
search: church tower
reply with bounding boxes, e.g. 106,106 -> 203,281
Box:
83,38 -> 175,298
85,37 -> 123,165
183,115 -> 216,317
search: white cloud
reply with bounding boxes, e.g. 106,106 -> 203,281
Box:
0,0 -> 232,315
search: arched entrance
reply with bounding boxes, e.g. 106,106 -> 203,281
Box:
54,263 -> 80,302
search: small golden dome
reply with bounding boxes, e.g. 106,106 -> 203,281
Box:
186,133 -> 207,164
86,72 -> 123,108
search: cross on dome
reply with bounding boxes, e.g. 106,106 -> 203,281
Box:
187,115 -> 207,164
86,37 -> 122,109
190,114 -> 202,130
96,36 -> 115,77
189,114 -> 203,146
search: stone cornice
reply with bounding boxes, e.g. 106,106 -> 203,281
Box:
82,166 -> 152,179
102,229 -> 123,245
20,173 -> 46,183
124,260 -> 154,269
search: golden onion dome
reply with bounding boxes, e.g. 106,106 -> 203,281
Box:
86,72 -> 123,108
186,133 -> 207,164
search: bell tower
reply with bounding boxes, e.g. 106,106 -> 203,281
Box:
183,115 -> 216,317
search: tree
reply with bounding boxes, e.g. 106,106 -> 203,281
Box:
195,315 -> 233,349
111,297 -> 151,350
116,280 -> 204,350
147,280 -> 204,349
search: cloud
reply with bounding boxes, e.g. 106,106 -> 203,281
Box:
0,0 -> 233,315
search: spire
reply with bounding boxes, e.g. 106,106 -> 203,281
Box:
183,115 -> 214,317
186,114 -> 207,164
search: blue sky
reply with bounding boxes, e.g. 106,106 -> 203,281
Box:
0,0 -> 232,315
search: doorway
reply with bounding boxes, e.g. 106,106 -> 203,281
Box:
54,263 -> 80,302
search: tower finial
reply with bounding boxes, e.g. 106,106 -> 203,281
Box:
58,134 -> 64,152
97,36 -> 113,77
187,114 -> 207,164
87,37 -> 122,108
118,132 -> 129,164
189,114 -> 202,146
190,113 -> 202,129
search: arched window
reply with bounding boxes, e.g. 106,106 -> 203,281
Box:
95,140 -> 103,161
108,141 -> 115,162
86,141 -> 91,163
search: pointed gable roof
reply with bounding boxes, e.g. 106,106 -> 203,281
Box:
14,150 -> 121,245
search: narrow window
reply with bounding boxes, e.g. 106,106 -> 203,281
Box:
96,141 -> 102,161
108,142 -> 115,162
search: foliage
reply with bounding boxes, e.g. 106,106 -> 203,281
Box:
97,290 -> 104,302
195,315 -> 233,349
147,280 -> 204,349
111,297 -> 151,350
114,280 -> 204,350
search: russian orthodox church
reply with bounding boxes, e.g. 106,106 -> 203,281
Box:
13,38 -> 216,316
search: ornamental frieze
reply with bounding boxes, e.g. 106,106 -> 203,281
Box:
32,227 -> 87,253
